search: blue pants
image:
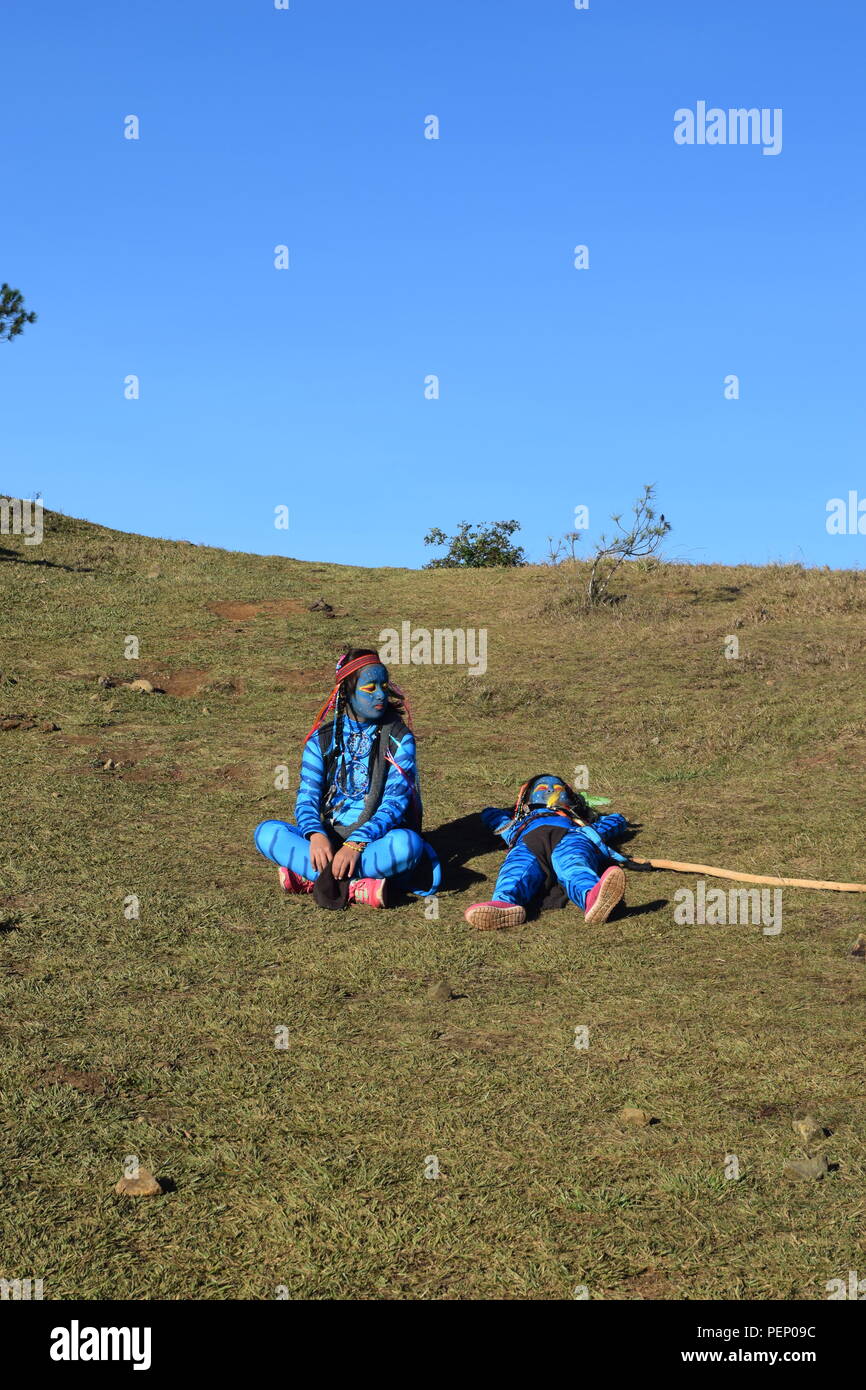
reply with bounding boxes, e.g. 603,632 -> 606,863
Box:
492,828 -> 612,910
254,820 -> 424,881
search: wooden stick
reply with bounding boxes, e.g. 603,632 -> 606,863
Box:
628,857 -> 866,894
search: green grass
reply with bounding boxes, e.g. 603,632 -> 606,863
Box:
1,511 -> 865,1300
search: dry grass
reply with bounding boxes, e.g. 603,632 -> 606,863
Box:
1,511 -> 864,1299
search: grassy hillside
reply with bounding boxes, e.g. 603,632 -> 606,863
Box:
1,510 -> 865,1300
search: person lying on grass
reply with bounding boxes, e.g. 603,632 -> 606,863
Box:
464,773 -> 630,930
254,648 -> 433,909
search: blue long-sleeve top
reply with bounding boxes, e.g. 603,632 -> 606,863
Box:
295,715 -> 417,844
481,805 -> 628,851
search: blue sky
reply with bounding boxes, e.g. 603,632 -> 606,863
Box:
2,0 -> 864,568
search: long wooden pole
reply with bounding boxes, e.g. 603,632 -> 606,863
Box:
628,857 -> 866,894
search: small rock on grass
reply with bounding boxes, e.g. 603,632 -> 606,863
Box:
620,1107 -> 654,1126
792,1116 -> 824,1145
784,1155 -> 829,1182
115,1168 -> 163,1197
427,979 -> 453,1002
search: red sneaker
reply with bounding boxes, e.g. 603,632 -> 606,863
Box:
464,900 -> 526,931
583,866 -> 626,925
348,876 -> 388,908
278,866 -> 314,894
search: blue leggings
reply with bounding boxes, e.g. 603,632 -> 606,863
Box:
492,829 -> 612,910
254,820 -> 424,881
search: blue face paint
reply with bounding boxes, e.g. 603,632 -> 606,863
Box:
348,664 -> 389,722
528,775 -> 569,809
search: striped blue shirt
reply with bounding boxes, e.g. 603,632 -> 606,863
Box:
296,716 -> 417,844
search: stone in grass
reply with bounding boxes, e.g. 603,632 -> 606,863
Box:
125,679 -> 155,694
620,1107 -> 654,1127
427,979 -> 453,1003
792,1116 -> 824,1145
784,1154 -> 829,1182
115,1168 -> 163,1197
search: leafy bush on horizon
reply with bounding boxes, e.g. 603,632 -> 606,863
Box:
423,519 -> 527,569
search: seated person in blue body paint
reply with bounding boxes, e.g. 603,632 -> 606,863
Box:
465,773 -> 630,930
254,648 -> 433,909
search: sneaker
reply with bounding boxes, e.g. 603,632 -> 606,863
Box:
278,866 -> 314,894
348,876 -> 388,908
583,866 -> 626,925
464,900 -> 526,931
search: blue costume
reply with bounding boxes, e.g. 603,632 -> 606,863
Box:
481,805 -> 629,910
255,714 -> 425,881
254,652 -> 440,902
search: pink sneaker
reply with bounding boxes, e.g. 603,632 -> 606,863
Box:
348,876 -> 388,908
278,866 -> 314,894
583,866 -> 626,925
464,900 -> 526,931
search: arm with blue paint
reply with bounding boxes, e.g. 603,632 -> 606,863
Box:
481,807 -> 513,838
590,812 -> 629,845
295,735 -> 328,839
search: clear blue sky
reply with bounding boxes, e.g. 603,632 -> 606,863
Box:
2,0 -> 864,568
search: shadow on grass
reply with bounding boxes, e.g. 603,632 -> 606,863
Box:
424,812 -> 495,894
613,897 -> 668,921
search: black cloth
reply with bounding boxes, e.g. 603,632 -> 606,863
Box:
519,824 -> 572,910
312,828 -> 352,910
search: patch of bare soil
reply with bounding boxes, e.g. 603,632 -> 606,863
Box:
96,668 -> 241,698
197,676 -> 245,696
143,667 -> 212,697
44,1065 -> 110,1095
213,764 -> 253,782
1,716 -> 60,732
